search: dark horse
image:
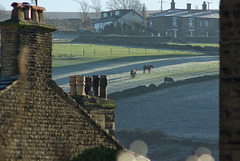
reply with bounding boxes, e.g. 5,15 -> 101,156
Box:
164,77 -> 174,83
143,65 -> 154,73
130,68 -> 137,78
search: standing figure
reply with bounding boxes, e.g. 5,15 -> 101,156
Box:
130,68 -> 137,78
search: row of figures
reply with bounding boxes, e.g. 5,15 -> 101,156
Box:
69,75 -> 108,99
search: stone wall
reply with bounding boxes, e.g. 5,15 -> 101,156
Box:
0,20 -> 123,160
220,1 -> 240,161
83,105 -> 115,135
0,27 -> 19,77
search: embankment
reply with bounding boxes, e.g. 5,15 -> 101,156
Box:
108,75 -> 219,100
72,35 -> 219,55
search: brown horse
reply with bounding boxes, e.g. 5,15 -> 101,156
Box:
143,65 -> 154,73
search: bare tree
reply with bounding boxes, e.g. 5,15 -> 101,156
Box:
91,0 -> 102,19
31,0 -> 38,6
106,0 -> 143,13
73,0 -> 93,30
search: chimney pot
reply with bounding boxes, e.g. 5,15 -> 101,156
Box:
187,3 -> 191,11
76,75 -> 86,95
85,76 -> 92,95
100,75 -> 107,99
93,75 -> 100,97
171,0 -> 175,10
11,3 -> 24,20
202,1 -> 207,11
70,75 -> 77,96
22,3 -> 31,20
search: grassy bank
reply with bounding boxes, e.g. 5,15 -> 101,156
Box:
108,75 -> 219,100
166,43 -> 219,47
52,43 -> 205,67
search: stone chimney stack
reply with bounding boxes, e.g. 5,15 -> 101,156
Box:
0,2 -> 56,80
171,0 -> 175,10
202,1 -> 207,11
187,3 -> 191,11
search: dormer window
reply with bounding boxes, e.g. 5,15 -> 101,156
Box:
103,12 -> 107,17
115,11 -> 120,16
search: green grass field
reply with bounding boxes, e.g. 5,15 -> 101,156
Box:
52,43 -> 205,67
167,42 -> 219,47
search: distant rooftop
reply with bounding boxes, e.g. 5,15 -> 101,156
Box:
1,10 -> 160,21
44,12 -> 98,20
150,9 -> 219,19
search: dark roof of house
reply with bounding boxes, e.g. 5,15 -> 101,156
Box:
94,9 -> 143,24
94,17 -> 118,23
149,9 -> 219,19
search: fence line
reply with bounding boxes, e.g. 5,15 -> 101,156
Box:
52,44 -> 202,58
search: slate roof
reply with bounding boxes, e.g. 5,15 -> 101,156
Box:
150,9 -> 219,19
44,12 -> 98,20
94,9 -> 143,24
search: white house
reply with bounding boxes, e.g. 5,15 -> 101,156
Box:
94,9 -> 144,33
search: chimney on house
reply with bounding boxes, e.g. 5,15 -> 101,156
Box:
202,1 -> 207,11
171,0 -> 175,10
11,2 -> 46,23
0,2 -> 56,79
187,3 -> 191,11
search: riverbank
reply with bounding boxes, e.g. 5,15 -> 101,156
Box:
108,75 -> 219,100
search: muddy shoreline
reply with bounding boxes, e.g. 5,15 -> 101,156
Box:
108,75 -> 219,100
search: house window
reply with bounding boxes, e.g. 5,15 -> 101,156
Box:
189,31 -> 193,37
200,20 -> 203,27
158,33 -> 161,37
205,20 -> 209,27
110,12 -> 113,16
115,11 -> 120,15
149,21 -> 152,26
189,18 -> 194,27
107,21 -> 112,25
173,17 -> 177,27
94,23 -> 101,32
103,13 -> 108,17
174,30 -> 177,38
94,23 -> 100,29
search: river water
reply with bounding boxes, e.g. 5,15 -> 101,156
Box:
114,79 -> 219,161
